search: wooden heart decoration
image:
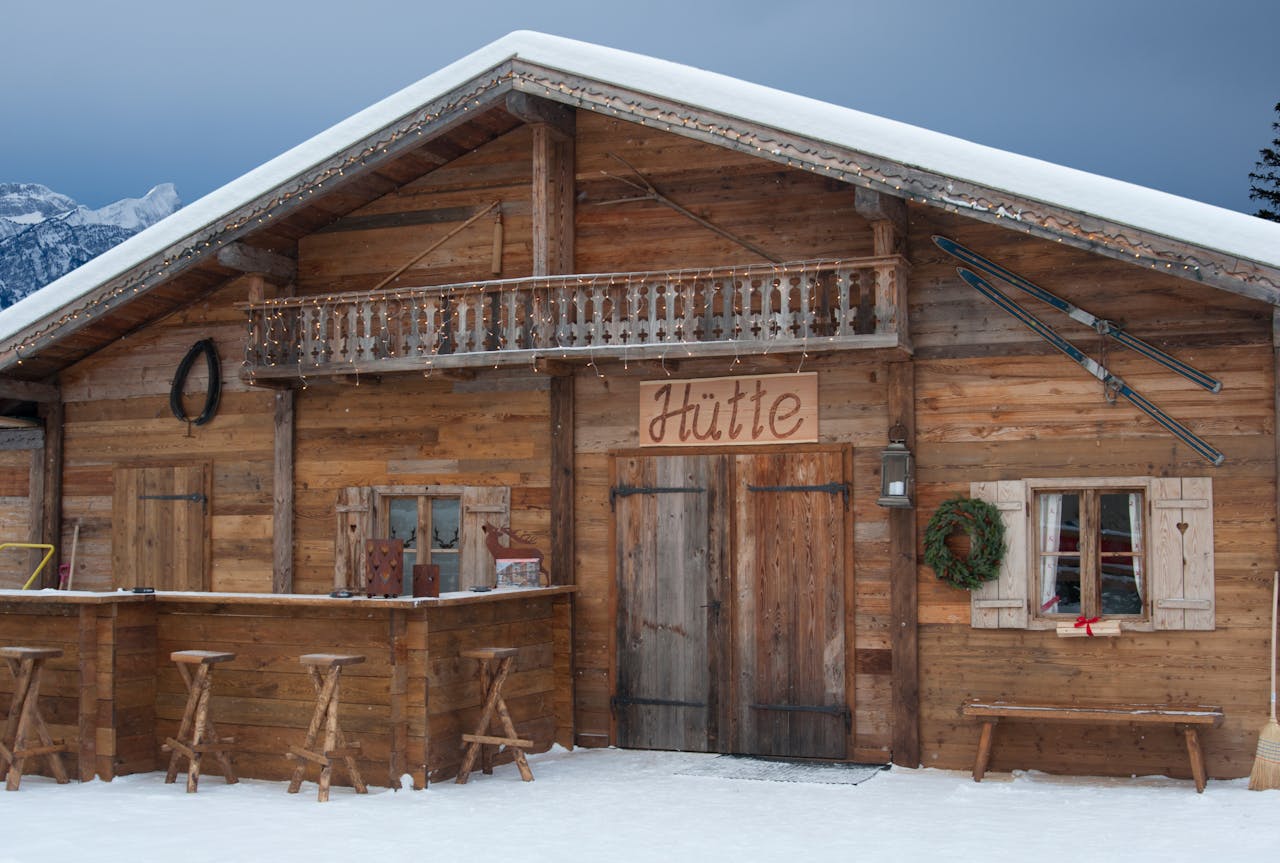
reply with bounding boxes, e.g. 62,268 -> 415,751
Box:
1177,521 -> 1189,534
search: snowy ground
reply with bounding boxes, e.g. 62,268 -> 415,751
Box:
2,747 -> 1277,862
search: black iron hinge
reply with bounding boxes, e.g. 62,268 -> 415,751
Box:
750,702 -> 852,731
609,484 -> 705,511
746,481 -> 850,508
611,694 -> 708,714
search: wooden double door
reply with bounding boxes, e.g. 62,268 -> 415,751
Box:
613,450 -> 850,759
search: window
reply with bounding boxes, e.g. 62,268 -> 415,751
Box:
1035,487 -> 1145,620
334,485 -> 510,593
385,495 -> 461,592
970,477 -> 1214,632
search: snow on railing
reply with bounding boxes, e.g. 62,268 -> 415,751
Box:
242,257 -> 907,379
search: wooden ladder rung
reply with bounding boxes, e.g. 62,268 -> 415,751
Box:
10,742 -> 70,759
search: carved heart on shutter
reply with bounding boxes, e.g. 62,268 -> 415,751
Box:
1177,521 -> 1189,534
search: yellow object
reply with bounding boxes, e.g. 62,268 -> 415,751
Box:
4,543 -> 57,590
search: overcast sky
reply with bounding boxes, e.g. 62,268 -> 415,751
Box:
3,0 -> 1275,216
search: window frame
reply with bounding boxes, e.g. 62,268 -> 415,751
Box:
1030,480 -> 1149,624
377,489 -> 462,593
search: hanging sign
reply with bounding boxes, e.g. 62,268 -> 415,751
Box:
639,373 -> 818,447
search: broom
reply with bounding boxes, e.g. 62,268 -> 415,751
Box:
1249,570 -> 1280,789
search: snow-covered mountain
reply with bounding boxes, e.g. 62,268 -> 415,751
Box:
0,183 -> 182,308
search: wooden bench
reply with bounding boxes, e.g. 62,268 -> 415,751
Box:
961,699 -> 1224,793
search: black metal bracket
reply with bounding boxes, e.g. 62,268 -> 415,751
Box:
139,493 -> 208,512
609,485 -> 705,511
746,481 -> 850,509
611,694 -> 707,713
749,702 -> 852,730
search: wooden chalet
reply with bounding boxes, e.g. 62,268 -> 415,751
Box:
1,31 -> 1278,789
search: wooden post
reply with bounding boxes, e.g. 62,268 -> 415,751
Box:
38,399 -> 63,587
77,606 -> 97,782
273,389 -> 294,593
550,376 -> 574,587
888,360 -> 920,767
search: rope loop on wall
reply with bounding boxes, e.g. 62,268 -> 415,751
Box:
170,338 -> 222,426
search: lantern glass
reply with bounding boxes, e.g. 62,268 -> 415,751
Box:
877,442 -> 913,508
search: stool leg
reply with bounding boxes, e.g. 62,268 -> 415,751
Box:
1,658 -> 33,779
6,660 -> 39,791
493,668 -> 533,782
203,714 -> 238,785
288,668 -> 336,794
481,661 -> 495,776
317,669 -> 340,803
457,659 -> 505,784
166,664 -> 199,784
973,720 -> 996,782
186,665 -> 213,793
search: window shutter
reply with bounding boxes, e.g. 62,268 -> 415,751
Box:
969,481 -> 1028,628
334,486 -> 373,590
1151,477 -> 1215,631
460,486 -> 511,590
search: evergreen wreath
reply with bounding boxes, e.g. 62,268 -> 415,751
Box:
924,497 -> 1006,590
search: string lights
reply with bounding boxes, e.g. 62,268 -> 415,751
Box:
7,62 -> 1273,369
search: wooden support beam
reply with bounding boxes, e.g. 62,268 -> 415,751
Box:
550,375 -> 574,587
505,92 -> 575,140
77,606 -> 98,781
38,400 -> 64,587
530,107 -> 576,277
857,188 -> 909,257
273,390 -> 294,594
887,360 -> 919,768
0,377 -> 59,403
216,242 -> 297,282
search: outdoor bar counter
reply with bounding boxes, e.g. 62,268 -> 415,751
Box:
0,586 -> 574,788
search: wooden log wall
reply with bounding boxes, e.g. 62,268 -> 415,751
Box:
58,279 -> 276,591
909,208 -> 1275,779
0,596 -> 154,781
291,373 -> 552,594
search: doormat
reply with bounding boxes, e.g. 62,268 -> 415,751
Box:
676,755 -> 889,786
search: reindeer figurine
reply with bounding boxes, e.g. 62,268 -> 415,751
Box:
482,523 -> 548,586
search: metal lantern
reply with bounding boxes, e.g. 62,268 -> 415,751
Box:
877,422 -> 913,508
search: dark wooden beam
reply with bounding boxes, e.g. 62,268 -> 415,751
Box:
315,205 -> 475,235
531,110 -> 576,277
550,375 -> 574,587
887,360 -> 919,768
38,400 -> 64,587
216,242 -> 297,282
273,389 -> 294,594
858,188 -> 909,258
505,92 -> 575,140
0,377 -> 59,403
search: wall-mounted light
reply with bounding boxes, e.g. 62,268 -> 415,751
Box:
877,421 -> 913,508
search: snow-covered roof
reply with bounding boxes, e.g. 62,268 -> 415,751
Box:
4,30 -> 1279,352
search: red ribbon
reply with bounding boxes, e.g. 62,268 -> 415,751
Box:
1074,615 -> 1100,636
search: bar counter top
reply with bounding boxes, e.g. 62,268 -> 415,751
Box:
0,584 -> 575,609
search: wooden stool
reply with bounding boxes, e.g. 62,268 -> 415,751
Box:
287,654 -> 369,802
0,646 -> 70,791
456,647 -> 533,784
162,650 -> 239,792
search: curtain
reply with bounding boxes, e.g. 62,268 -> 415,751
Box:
1128,492 -> 1142,596
1039,493 -> 1063,609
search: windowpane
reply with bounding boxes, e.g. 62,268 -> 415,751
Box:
1100,557 -> 1143,615
1040,493 -> 1080,554
434,552 -> 460,592
1042,556 -> 1082,614
1100,492 -> 1142,554
431,498 -> 460,551
388,497 -> 419,577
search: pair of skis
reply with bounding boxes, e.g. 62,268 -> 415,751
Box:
933,236 -> 1223,466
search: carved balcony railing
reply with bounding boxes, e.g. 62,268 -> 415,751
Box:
242,257 -> 909,380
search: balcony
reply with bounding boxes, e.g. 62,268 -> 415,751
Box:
241,256 -> 909,381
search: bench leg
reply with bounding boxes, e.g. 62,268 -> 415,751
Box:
973,720 -> 997,782
1182,726 -> 1207,793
